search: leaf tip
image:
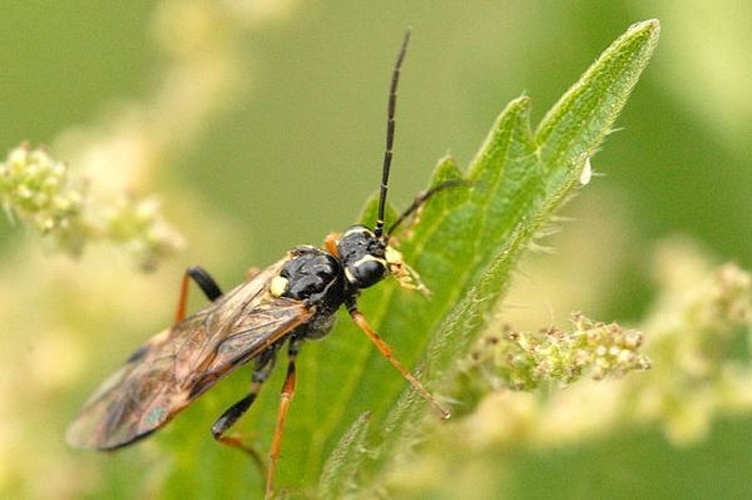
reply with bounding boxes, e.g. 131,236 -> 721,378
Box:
625,19 -> 661,49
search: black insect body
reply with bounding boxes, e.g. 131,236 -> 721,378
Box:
67,30 -> 451,498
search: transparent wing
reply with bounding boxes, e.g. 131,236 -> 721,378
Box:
66,258 -> 313,450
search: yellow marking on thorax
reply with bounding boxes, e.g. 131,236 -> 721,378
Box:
270,275 -> 289,297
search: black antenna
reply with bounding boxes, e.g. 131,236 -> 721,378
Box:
386,179 -> 466,236
374,28 -> 411,239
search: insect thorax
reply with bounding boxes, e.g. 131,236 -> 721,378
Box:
271,247 -> 347,306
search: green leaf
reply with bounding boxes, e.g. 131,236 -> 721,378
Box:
312,19 -> 661,494
317,412 -> 372,498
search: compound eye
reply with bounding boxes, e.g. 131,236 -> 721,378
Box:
347,255 -> 387,289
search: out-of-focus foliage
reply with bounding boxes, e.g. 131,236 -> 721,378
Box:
1,144 -> 183,270
1,1 -> 751,499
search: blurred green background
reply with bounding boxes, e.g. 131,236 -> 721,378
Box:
1,0 -> 751,498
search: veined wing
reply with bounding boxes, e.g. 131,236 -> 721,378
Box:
66,258 -> 314,450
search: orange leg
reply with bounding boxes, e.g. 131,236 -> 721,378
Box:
266,340 -> 300,499
210,350 -> 278,487
174,269 -> 192,322
348,305 -> 451,420
174,265 -> 224,322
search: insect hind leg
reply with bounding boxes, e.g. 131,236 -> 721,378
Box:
174,265 -> 224,322
187,265 -> 224,300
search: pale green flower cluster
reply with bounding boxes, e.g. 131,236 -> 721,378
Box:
101,193 -> 185,271
451,243 -> 752,448
459,313 -> 652,395
0,143 -> 183,270
0,143 -> 86,254
638,247 -> 752,443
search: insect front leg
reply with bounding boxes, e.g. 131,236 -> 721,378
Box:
174,265 -> 224,322
346,301 -> 451,420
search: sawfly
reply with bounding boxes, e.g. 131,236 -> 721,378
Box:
67,29 -> 452,498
